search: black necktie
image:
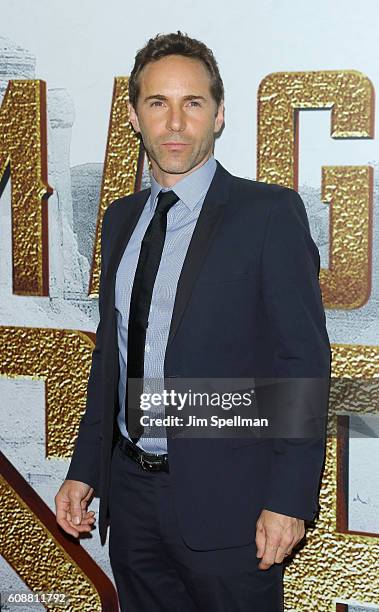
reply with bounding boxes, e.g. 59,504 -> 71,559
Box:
126,189 -> 179,443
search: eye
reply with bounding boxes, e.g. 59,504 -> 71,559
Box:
188,100 -> 201,107
150,100 -> 164,107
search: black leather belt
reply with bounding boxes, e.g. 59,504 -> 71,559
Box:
117,435 -> 169,473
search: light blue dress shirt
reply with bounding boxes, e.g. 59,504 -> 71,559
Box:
115,155 -> 217,454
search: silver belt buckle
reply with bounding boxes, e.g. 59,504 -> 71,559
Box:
139,453 -> 156,471
140,453 -> 165,471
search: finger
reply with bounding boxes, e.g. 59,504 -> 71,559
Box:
56,502 -> 79,537
274,541 -> 294,564
72,510 -> 95,520
69,522 -> 94,533
255,524 -> 266,559
258,540 -> 280,570
56,515 -> 80,538
82,489 -> 94,502
78,515 -> 96,526
67,511 -> 95,526
67,516 -> 94,533
290,534 -> 304,555
290,525 -> 305,551
70,494 -> 84,526
297,524 -> 306,543
55,494 -> 93,537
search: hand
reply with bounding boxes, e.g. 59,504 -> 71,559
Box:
55,480 -> 96,538
255,509 -> 305,570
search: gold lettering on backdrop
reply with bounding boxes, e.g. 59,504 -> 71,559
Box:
257,70 -> 374,187
89,77 -> 143,297
0,453 -> 118,611
0,327 -> 118,609
257,71 -> 374,309
0,80 -> 53,295
0,326 -> 94,458
284,344 -> 379,611
320,166 -> 373,308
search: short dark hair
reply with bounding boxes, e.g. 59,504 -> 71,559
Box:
128,31 -> 224,111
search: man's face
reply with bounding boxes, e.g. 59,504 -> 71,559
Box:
128,54 -> 224,183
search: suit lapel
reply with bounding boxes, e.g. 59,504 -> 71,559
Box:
103,188 -> 150,320
102,160 -> 233,354
166,160 -> 233,349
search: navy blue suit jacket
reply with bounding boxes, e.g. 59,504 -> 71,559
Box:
66,160 -> 331,549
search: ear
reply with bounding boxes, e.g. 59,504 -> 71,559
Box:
214,100 -> 225,134
128,101 -> 141,134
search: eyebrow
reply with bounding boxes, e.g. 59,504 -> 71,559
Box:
143,94 -> 207,103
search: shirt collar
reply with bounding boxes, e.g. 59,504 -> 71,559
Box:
149,155 -> 217,212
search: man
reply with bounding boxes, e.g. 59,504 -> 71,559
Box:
55,31 -> 331,611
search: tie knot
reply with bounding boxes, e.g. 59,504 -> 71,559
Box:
155,190 -> 179,215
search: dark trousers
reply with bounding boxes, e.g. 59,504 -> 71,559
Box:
108,442 -> 284,612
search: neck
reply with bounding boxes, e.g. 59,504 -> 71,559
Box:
150,152 -> 213,188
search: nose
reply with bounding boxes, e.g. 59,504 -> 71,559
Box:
166,105 -> 186,132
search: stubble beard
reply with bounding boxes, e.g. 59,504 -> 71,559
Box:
143,131 -> 215,176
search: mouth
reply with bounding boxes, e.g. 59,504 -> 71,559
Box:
161,142 -> 189,149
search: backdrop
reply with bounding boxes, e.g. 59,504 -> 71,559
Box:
0,1 -> 378,610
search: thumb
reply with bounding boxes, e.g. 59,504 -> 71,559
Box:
70,494 -> 84,525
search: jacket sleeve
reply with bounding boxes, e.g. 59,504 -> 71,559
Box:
258,187 -> 332,521
65,205 -> 112,494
